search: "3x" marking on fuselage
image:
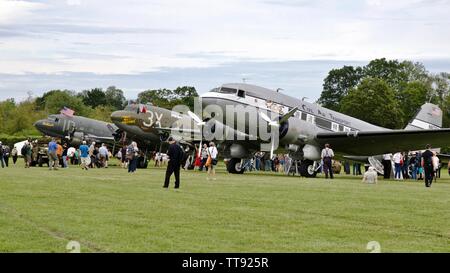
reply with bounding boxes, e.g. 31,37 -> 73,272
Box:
142,111 -> 163,128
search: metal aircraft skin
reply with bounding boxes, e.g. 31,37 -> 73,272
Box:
110,103 -> 248,149
110,103 -> 196,148
34,114 -> 119,145
198,83 -> 450,176
110,83 -> 450,177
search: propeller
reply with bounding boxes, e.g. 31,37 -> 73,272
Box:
259,107 -> 298,159
259,111 -> 280,127
259,111 -> 279,159
187,111 -> 206,157
187,111 -> 206,126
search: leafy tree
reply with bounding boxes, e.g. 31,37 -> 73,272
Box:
0,98 -> 46,136
398,81 -> 431,123
340,78 -> 404,129
87,105 -> 115,122
79,88 -> 107,108
172,86 -> 198,110
36,90 -> 89,116
137,89 -> 173,109
363,58 -> 410,92
105,86 -> 127,110
317,66 -> 363,111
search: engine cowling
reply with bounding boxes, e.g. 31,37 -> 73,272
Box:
71,132 -> 84,145
279,118 -> 318,146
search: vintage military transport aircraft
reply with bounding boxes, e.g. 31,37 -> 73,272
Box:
110,83 -> 450,177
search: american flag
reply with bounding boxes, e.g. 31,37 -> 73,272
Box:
431,107 -> 442,116
60,107 -> 75,117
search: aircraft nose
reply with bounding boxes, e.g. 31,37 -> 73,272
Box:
34,119 -> 45,130
110,111 -> 125,123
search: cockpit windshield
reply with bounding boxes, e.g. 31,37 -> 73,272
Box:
209,87 -> 220,93
218,87 -> 237,94
124,103 -> 153,112
48,115 -> 59,122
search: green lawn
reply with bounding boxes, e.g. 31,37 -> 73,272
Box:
0,160 -> 449,253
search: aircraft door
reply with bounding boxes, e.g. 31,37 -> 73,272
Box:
64,120 -> 77,137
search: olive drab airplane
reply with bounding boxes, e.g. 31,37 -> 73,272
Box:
111,83 -> 450,177
110,102 -> 249,149
34,112 -> 121,145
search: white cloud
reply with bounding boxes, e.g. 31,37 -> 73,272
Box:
0,0 -> 46,24
0,0 -> 449,93
66,0 -> 81,6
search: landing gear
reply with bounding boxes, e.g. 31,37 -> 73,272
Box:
227,158 -> 245,174
137,156 -> 148,169
299,160 -> 317,178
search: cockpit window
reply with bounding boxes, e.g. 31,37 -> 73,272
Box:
219,87 -> 237,94
209,87 -> 220,93
48,115 -> 58,122
124,104 -> 138,111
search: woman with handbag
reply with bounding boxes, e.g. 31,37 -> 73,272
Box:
206,142 -> 218,181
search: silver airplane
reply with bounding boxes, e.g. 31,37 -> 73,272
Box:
198,83 -> 450,176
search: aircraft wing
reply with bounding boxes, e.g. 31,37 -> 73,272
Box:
315,129 -> 450,156
156,127 -> 201,135
84,134 -> 115,143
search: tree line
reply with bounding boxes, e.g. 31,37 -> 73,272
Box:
0,86 -> 198,137
1,58 -> 449,138
317,58 -> 450,129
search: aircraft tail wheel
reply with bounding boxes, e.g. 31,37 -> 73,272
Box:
227,158 -> 245,174
300,160 -> 317,178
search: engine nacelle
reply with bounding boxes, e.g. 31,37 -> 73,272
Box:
71,132 -> 84,145
279,118 -> 318,146
229,143 -> 248,158
302,144 -> 321,161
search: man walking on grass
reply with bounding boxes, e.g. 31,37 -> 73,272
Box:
163,137 -> 184,189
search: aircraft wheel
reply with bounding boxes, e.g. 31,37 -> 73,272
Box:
227,158 -> 245,174
300,160 -> 317,178
137,157 -> 148,169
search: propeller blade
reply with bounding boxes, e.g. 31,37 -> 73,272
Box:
187,111 -> 206,126
259,111 -> 279,127
279,107 -> 298,124
198,140 -> 202,157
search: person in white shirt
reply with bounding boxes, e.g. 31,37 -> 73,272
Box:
207,142 -> 218,180
432,151 -> 440,180
362,166 -> 378,184
321,144 -> 334,179
393,152 -> 403,180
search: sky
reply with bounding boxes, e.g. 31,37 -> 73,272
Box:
1,0 -> 450,101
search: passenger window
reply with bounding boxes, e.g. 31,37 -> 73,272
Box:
237,90 -> 245,98
331,122 -> 339,132
306,114 -> 315,124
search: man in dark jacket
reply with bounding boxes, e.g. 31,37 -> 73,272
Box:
163,137 -> 184,189
421,144 -> 434,187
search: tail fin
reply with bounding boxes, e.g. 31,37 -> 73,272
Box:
405,103 -> 442,130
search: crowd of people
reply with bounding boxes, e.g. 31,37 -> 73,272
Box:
1,136 -> 445,189
384,144 -> 441,187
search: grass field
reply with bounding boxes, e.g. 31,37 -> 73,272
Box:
0,160 -> 449,253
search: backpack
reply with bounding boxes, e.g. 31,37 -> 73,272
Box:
126,145 -> 134,160
21,145 -> 27,156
